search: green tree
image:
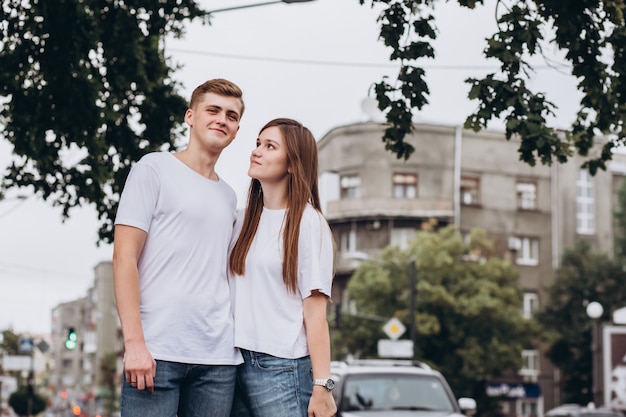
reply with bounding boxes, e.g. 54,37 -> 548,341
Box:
538,240 -> 626,405
0,0 -> 206,242
0,329 -> 21,377
333,225 -> 539,416
4,1 -> 625,242
363,0 -> 626,173
99,352 -> 119,417
614,177 -> 626,259
0,329 -> 20,356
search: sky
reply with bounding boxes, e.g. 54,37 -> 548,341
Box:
0,0 -> 582,335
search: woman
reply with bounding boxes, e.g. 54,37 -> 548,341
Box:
229,118 -> 337,417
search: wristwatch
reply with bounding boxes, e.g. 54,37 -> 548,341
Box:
313,378 -> 335,392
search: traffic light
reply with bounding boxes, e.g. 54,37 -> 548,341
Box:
65,327 -> 77,350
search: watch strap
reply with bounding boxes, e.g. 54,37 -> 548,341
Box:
313,378 -> 329,386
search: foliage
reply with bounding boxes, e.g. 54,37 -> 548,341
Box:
99,351 -> 119,416
0,328 -> 21,355
8,387 -> 47,417
333,225 -> 539,416
538,240 -> 626,405
4,0 -> 626,241
614,177 -> 626,259
0,329 -> 22,378
361,0 -> 626,173
0,0 -> 207,242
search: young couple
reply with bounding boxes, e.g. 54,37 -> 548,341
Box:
112,78 -> 337,417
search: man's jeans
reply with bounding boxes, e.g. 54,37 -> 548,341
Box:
230,349 -> 313,417
121,360 -> 237,417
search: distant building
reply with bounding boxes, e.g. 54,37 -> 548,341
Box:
49,261 -> 121,416
317,121 -> 626,417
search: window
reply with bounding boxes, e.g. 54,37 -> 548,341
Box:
340,175 -> 361,199
390,228 -> 416,250
340,229 -> 356,253
460,177 -> 480,205
523,292 -> 539,319
514,237 -> 539,266
576,170 -> 595,234
516,181 -> 537,210
520,349 -> 540,377
393,173 -> 417,198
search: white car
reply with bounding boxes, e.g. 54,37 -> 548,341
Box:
330,359 -> 477,417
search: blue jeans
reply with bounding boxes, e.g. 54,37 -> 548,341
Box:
230,349 -> 313,417
121,360 -> 237,417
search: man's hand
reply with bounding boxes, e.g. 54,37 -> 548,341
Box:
124,342 -> 157,394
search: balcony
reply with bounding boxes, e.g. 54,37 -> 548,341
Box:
325,197 -> 453,221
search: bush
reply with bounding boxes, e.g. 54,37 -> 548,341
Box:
8,387 -> 47,416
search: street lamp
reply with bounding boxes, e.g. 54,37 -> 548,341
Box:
207,0 -> 315,14
586,301 -> 604,407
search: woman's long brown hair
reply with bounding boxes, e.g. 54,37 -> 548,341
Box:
229,118 -> 322,294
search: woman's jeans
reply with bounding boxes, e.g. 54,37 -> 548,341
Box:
230,349 -> 313,417
121,359 -> 237,417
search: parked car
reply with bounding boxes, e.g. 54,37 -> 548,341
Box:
330,359 -> 477,417
546,404 -> 625,417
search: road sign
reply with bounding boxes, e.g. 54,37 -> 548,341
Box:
18,338 -> 33,354
383,317 -> 406,340
36,340 -> 49,353
378,339 -> 414,358
1,356 -> 42,372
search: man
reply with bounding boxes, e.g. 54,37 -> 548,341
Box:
113,78 -> 245,417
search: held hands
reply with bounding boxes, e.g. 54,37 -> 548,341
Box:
124,341 -> 157,394
308,387 -> 337,417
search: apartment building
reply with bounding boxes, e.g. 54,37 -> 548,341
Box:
317,121 -> 626,417
49,261 -> 121,416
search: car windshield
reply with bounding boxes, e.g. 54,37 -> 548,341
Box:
340,374 -> 456,412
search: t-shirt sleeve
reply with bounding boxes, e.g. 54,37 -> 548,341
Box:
114,159 -> 160,232
297,208 -> 334,298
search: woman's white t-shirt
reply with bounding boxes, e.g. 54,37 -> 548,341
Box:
230,204 -> 334,359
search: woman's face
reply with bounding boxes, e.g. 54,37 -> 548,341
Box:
248,126 -> 289,184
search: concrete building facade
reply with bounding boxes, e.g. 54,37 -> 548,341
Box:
317,121 -> 626,417
49,261 -> 121,416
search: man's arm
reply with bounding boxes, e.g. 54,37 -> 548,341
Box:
112,224 -> 156,392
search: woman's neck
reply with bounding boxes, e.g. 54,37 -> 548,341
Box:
260,182 -> 288,209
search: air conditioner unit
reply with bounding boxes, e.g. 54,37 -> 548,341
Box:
508,237 -> 522,251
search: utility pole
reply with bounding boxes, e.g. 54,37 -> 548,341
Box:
409,259 -> 417,359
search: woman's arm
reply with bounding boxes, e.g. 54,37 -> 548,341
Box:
303,290 -> 337,417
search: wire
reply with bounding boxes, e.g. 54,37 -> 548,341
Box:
0,196 -> 28,220
169,47 -> 572,71
0,261 -> 85,279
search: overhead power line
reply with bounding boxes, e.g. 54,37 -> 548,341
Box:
168,47 -> 572,71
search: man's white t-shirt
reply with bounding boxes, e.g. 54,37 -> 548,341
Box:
230,204 -> 334,359
115,152 -> 242,365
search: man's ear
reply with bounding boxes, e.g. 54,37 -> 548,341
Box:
184,108 -> 193,127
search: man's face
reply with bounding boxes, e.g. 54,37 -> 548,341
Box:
185,92 -> 242,150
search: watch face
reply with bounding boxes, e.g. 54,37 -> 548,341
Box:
326,379 -> 335,390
